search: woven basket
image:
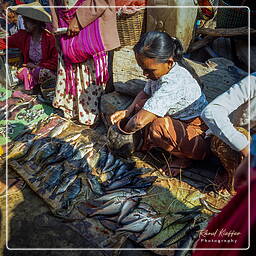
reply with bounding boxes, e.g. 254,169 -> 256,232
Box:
116,9 -> 146,48
216,0 -> 256,29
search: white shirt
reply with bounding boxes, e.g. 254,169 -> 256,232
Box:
143,62 -> 208,120
201,73 -> 256,151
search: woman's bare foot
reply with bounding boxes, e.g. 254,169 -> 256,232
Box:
161,158 -> 193,177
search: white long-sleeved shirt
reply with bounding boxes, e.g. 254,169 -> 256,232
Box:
201,73 -> 256,151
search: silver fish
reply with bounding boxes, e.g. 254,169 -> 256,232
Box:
48,121 -> 70,138
137,203 -> 157,215
50,173 -> 78,199
117,197 -> 140,224
61,178 -> 82,209
38,164 -> 64,194
121,208 -> 152,225
105,175 -> 134,191
114,163 -> 132,178
64,133 -> 81,143
102,153 -> 115,171
87,174 -> 104,195
94,189 -> 146,202
34,141 -> 59,164
102,159 -> 122,173
112,169 -> 142,182
96,147 -> 108,170
117,217 -> 149,233
89,198 -> 125,217
136,217 -> 164,243
22,138 -> 50,162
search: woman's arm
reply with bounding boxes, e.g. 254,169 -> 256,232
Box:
201,75 -> 255,152
124,109 -> 158,133
110,90 -> 149,124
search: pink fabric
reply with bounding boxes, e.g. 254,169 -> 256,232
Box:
58,0 -> 108,96
16,67 -> 41,91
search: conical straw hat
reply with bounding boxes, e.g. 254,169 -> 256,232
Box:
12,1 -> 51,23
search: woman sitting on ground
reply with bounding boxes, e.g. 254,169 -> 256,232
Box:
110,31 -> 210,175
0,2 -> 58,101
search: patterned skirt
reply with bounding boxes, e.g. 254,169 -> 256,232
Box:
53,56 -> 106,125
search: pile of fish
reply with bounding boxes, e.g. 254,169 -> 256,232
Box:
8,121 -> 209,247
71,146 -> 165,243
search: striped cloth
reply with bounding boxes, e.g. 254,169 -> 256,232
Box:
58,0 -> 108,96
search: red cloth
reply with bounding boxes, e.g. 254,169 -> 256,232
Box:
0,30 -> 58,71
193,171 -> 256,256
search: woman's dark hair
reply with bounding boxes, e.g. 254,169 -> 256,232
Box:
133,31 -> 203,88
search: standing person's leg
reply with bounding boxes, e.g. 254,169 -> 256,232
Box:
141,116 -> 211,174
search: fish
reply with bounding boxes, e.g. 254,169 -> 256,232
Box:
102,153 -> 115,171
89,198 -> 126,217
61,178 -> 82,209
94,189 -> 146,202
87,174 -> 104,195
104,175 -> 134,191
129,176 -> 157,189
136,217 -> 164,243
29,164 -> 57,183
117,197 -> 140,224
111,168 -> 142,182
175,227 -> 199,253
42,142 -> 76,167
22,138 -> 50,162
137,203 -> 157,215
49,173 -> 78,200
34,141 -> 59,164
199,198 -> 221,213
121,208 -> 148,225
102,159 -> 122,173
96,147 -> 108,170
63,133 -> 81,143
48,121 -> 70,138
37,164 -> 64,194
116,217 -> 149,233
114,162 -> 136,178
98,218 -> 120,232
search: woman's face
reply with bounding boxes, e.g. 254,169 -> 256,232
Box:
23,17 -> 37,33
135,54 -> 173,80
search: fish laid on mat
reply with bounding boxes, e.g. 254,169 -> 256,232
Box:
117,197 -> 140,224
37,164 -> 64,194
61,178 -> 82,209
87,174 -> 104,195
94,189 -> 146,202
48,121 -> 70,138
136,217 -> 164,243
22,138 -> 50,162
116,217 -> 149,233
102,152 -> 115,172
34,141 -> 60,164
89,197 -> 127,217
50,172 -> 78,199
96,147 -> 109,170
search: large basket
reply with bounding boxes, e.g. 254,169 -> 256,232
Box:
216,0 -> 256,29
116,9 -> 146,48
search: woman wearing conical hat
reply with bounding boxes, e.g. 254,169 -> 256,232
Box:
0,2 -> 58,102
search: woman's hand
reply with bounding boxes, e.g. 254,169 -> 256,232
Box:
67,15 -> 81,37
23,62 -> 37,69
110,110 -> 128,125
